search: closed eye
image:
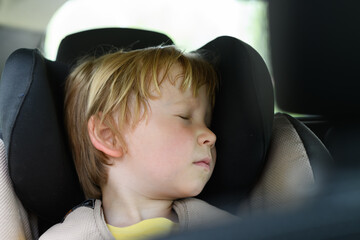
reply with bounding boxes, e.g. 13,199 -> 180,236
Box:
178,115 -> 190,120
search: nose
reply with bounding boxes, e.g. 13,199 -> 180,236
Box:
198,127 -> 217,148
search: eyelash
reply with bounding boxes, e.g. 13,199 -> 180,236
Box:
177,115 -> 212,127
179,115 -> 190,120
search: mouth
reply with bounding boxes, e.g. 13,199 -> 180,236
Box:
193,158 -> 211,171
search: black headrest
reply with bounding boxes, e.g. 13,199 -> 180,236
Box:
269,1 -> 360,116
0,49 -> 84,231
56,28 -> 174,66
198,37 -> 274,207
0,36 -> 273,230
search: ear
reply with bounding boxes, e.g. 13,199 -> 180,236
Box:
88,115 -> 124,158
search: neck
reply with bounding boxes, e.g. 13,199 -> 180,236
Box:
102,184 -> 178,227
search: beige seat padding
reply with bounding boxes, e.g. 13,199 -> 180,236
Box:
0,139 -> 37,240
241,114 -> 316,213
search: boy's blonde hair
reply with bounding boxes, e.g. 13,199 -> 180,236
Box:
65,45 -> 218,199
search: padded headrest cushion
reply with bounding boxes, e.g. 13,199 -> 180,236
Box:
0,49 -> 84,226
0,36 -> 273,224
269,1 -> 360,115
56,28 -> 174,66
198,37 -> 274,206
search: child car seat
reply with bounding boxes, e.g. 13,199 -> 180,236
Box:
56,28 -> 174,66
0,29 -> 332,239
55,29 -> 333,212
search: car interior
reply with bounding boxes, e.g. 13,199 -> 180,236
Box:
1,0 -> 360,239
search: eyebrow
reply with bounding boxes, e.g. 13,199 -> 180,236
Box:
170,98 -> 197,107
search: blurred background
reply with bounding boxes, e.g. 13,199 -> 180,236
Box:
0,0 -> 270,76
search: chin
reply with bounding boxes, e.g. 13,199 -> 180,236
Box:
176,183 -> 207,198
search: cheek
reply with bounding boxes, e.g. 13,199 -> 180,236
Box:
211,147 -> 217,161
150,117 -> 192,146
212,147 -> 217,163
129,120 -> 194,167
210,147 -> 217,173
152,126 -> 194,165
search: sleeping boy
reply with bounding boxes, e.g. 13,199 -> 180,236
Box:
40,45 -> 236,240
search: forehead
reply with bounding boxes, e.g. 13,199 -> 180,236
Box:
159,64 -> 195,99
151,62 -> 211,108
159,80 -> 210,112
161,63 -> 184,86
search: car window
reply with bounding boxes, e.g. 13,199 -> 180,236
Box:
43,0 -> 270,71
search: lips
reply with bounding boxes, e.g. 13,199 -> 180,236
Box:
193,158 -> 211,170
